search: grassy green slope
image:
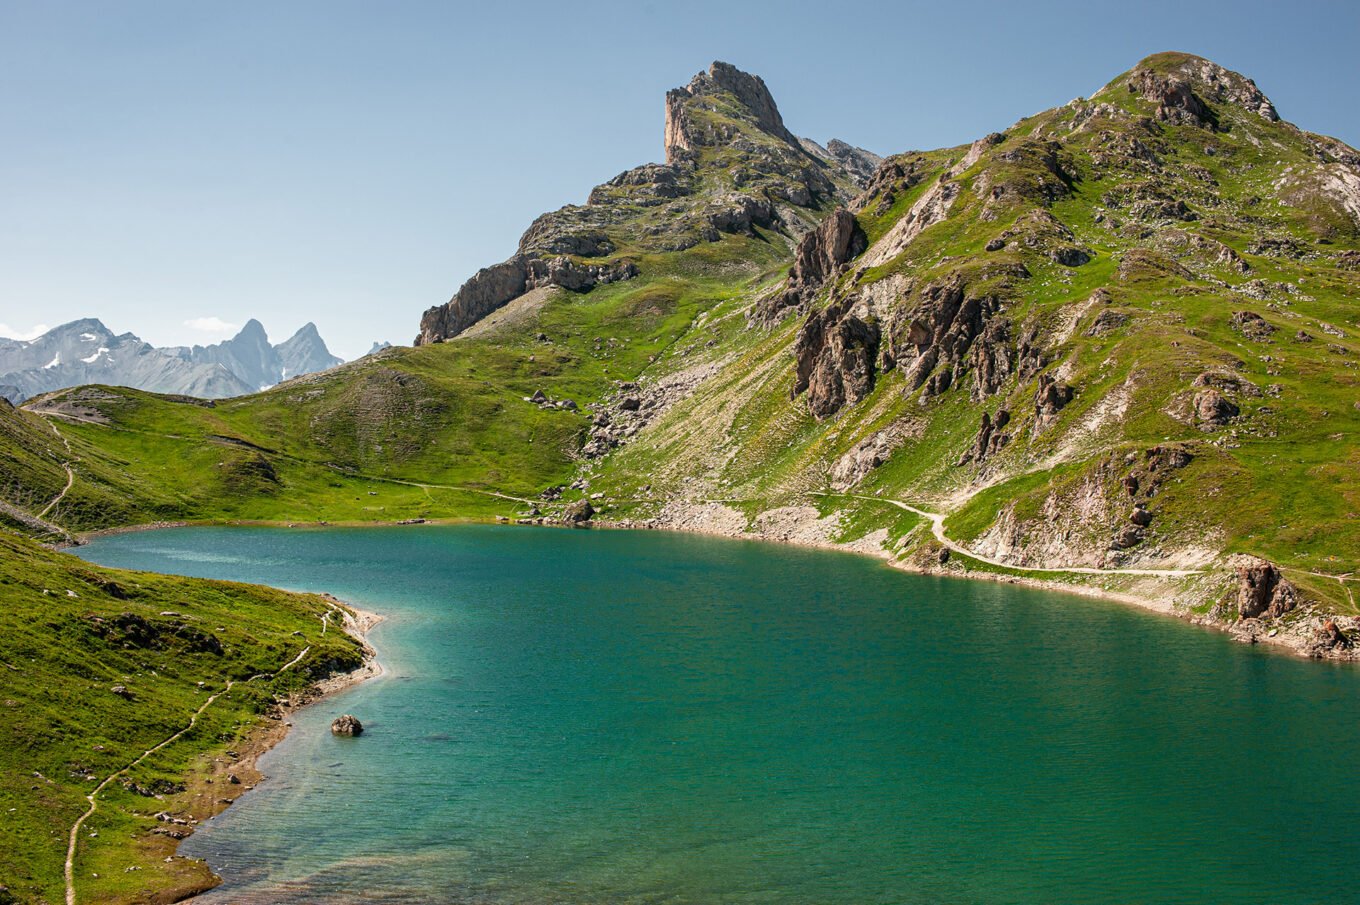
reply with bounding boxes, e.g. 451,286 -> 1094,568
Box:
0,531 -> 364,904
589,53 -> 1360,614
19,236 -> 789,528
2,51 -> 1358,896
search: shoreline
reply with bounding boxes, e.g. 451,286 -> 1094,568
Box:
61,509 -> 1351,899
152,599 -> 385,903
72,510 -> 1356,663
594,504 -> 1359,663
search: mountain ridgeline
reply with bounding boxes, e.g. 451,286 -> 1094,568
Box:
3,51 -> 1360,902
415,62 -> 877,345
0,318 -> 343,403
5,53 -> 1360,661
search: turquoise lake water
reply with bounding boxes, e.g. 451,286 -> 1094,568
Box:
77,525 -> 1360,904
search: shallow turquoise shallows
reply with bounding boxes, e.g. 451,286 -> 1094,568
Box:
76,525 -> 1360,904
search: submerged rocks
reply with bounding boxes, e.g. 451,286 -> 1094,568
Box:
1234,556 -> 1297,620
331,714 -> 364,737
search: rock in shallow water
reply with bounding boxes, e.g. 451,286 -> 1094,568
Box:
331,714 -> 363,737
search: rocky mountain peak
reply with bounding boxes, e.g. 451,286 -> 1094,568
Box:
277,321 -> 343,378
1112,51 -> 1279,125
665,61 -> 799,163
237,318 -> 269,341
418,61 -> 875,347
283,322 -> 325,345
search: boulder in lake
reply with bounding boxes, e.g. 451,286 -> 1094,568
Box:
331,714 -> 364,737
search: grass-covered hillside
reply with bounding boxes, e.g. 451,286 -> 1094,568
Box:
589,52 -> 1360,621
4,54 -> 1354,579
7,54 -> 1358,628
0,531 -> 365,904
3,49 -> 1359,901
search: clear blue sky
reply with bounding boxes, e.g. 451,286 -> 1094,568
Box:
1,0 -> 1356,359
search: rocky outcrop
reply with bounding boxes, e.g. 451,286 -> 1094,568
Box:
792,298 -> 880,419
826,140 -> 884,185
1121,54 -> 1279,129
969,318 -> 1012,401
860,179 -> 960,267
562,498 -> 595,524
1230,310 -> 1276,341
1034,372 -> 1075,427
1312,619 -> 1354,653
754,208 -> 866,322
851,154 -> 929,216
417,61 -> 876,343
417,256 -> 637,345
1127,69 -> 1214,128
987,209 -> 1090,265
976,139 -> 1075,218
665,62 -> 799,162
829,427 -> 908,491
957,409 -> 1010,466
1233,557 -> 1297,619
331,714 -> 363,737
581,363 -> 723,460
884,277 -> 1008,405
1193,388 -> 1240,428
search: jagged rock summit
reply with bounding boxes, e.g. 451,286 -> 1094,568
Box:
664,61 -> 800,163
164,319 -> 343,391
0,318 -> 252,402
9,50 -> 1360,667
415,61 -> 878,346
0,318 -> 344,402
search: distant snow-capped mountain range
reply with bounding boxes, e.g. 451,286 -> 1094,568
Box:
0,318 -> 346,403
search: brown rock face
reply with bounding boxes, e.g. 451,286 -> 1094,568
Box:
1127,69 -> 1214,127
1235,557 -> 1297,619
1193,388 -> 1240,428
1315,619 -> 1353,652
887,277 -> 1007,405
1034,372 -> 1075,427
755,208 -> 866,322
665,62 -> 799,163
562,498 -> 595,524
416,256 -> 637,345
792,298 -> 880,419
829,427 -> 906,491
331,714 -> 363,737
957,409 -> 1010,466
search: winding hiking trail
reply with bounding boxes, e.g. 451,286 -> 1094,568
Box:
38,420 -> 75,520
823,492 -> 1208,579
63,638 -> 314,905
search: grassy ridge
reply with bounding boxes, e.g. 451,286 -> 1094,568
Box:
0,531 -> 365,903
